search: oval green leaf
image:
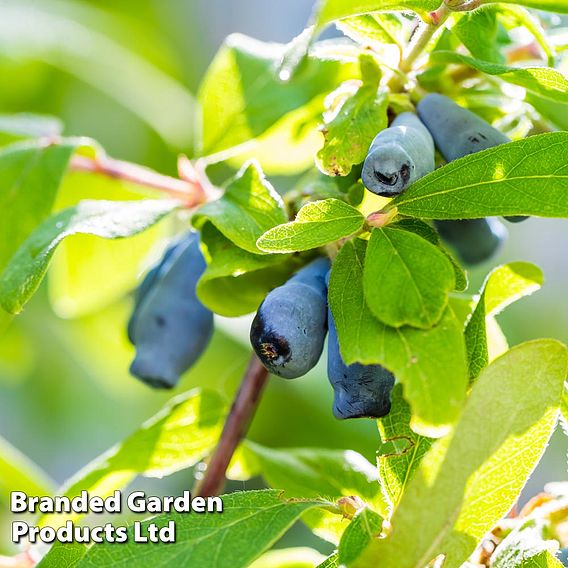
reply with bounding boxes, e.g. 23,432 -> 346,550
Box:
364,227 -> 455,329
392,133 -> 568,219
257,198 -> 364,253
356,339 -> 568,568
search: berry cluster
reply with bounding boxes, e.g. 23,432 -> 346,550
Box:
127,94 -> 522,421
364,94 -> 526,266
250,258 -> 395,419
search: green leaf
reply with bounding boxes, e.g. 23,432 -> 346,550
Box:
317,554 -> 339,568
495,0 -> 568,14
237,441 -> 386,543
257,199 -> 364,253
561,384 -> 568,435
242,442 -> 384,507
37,542 -> 88,568
316,54 -> 388,176
48,169 -> 169,318
198,33 -> 355,157
482,261 -> 544,316
492,518 -> 561,568
0,113 -> 63,145
0,434 -> 55,505
519,553 -> 565,567
72,490 -> 331,568
226,95 -> 326,175
452,8 -> 504,64
391,219 -> 467,292
336,14 -> 403,49
194,161 -> 287,254
355,340 -> 568,568
338,508 -> 383,566
392,133 -> 568,219
198,222 -> 293,316
314,0 -> 440,27
250,548 -> 327,568
465,262 -> 544,378
0,199 -> 179,314
329,238 -> 468,436
40,389 -> 226,528
0,140 -> 78,274
364,227 -> 455,329
278,0 -> 439,79
431,52 -> 568,103
377,384 -> 433,512
528,95 -> 568,130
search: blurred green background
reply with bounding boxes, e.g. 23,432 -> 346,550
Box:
0,0 -> 566,556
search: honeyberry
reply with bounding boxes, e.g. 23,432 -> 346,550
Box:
504,215 -> 529,223
417,94 -> 513,263
362,112 -> 435,197
250,258 -> 329,379
128,231 -> 214,389
417,93 -> 510,161
434,218 -> 507,266
327,298 -> 394,420
419,94 -> 528,226
128,242 -> 179,344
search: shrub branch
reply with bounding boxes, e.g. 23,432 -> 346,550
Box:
194,355 -> 269,497
70,154 -> 208,206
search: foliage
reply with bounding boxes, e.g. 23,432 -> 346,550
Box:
1,0 -> 568,566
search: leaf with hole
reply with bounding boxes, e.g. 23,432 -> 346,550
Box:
355,340 -> 568,568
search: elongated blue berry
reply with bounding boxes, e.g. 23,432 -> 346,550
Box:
129,231 -> 214,389
417,93 -> 510,161
250,258 -> 329,379
434,218 -> 507,266
327,300 -> 394,420
418,94 -> 512,263
362,112 -> 435,197
128,242 -> 180,343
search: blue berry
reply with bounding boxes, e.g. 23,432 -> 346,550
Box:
327,272 -> 394,419
434,218 -> 507,266
362,112 -> 435,197
129,231 -> 214,389
417,93 -> 509,161
250,258 -> 329,379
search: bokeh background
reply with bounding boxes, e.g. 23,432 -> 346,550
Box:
0,0 -> 566,556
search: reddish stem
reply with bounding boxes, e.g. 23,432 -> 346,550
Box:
70,154 -> 207,206
195,356 -> 269,497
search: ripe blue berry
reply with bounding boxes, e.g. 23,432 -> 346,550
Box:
417,93 -> 510,161
327,301 -> 394,420
250,258 -> 329,379
504,215 -> 529,223
362,112 -> 435,197
418,94 -> 513,264
129,231 -> 214,389
434,218 -> 507,266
